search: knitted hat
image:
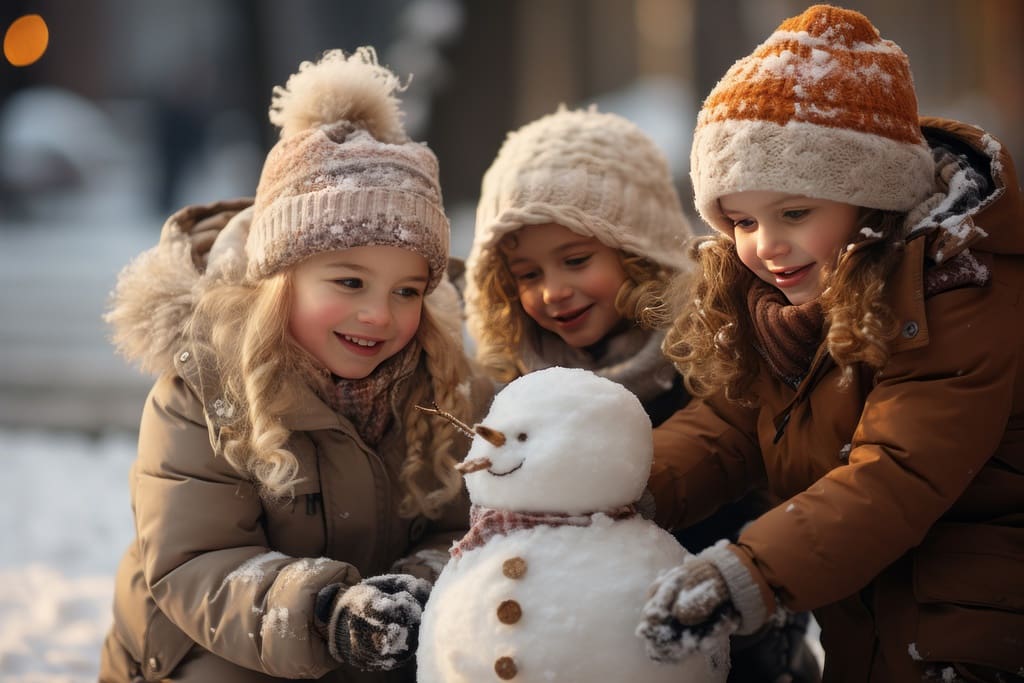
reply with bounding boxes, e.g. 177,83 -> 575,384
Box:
247,47 -> 449,291
468,105 -> 692,277
691,4 -> 935,234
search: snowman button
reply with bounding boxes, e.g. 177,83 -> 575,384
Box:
502,557 -> 527,579
494,656 -> 517,679
496,599 -> 522,624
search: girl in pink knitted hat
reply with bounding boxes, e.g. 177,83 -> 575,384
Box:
99,48 -> 490,682
638,5 -> 1024,682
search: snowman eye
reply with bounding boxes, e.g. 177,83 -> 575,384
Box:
517,432 -> 528,442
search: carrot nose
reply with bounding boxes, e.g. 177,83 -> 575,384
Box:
455,457 -> 492,474
474,424 -> 507,447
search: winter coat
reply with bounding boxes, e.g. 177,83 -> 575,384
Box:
649,118 -> 1024,681
99,200 -> 491,682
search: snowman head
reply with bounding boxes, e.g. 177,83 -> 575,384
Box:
458,367 -> 653,514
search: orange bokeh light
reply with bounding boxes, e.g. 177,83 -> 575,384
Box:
4,14 -> 49,67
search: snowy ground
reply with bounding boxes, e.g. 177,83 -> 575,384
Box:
0,428 -> 136,681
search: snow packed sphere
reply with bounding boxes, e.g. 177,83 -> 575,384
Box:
417,516 -> 724,683
462,367 -> 653,514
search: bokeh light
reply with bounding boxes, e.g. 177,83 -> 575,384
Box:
4,14 -> 49,67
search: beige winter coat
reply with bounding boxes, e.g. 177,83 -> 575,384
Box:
99,200 -> 491,682
650,119 -> 1024,681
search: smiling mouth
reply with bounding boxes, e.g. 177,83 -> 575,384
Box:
488,461 -> 524,477
336,333 -> 381,348
553,305 -> 591,323
772,264 -> 812,277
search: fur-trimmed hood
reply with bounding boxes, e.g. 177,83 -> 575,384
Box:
105,198 -> 465,377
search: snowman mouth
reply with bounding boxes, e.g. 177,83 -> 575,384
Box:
488,460 -> 524,477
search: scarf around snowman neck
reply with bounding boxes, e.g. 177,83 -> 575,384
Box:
450,504 -> 638,558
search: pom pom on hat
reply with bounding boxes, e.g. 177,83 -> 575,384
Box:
269,47 -> 406,143
247,47 -> 449,290
691,4 -> 935,234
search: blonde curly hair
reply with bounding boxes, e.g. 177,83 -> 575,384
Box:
189,272 -> 472,518
469,237 -> 676,383
660,209 -> 906,401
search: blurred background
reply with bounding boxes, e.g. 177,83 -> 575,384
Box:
0,0 -> 1021,678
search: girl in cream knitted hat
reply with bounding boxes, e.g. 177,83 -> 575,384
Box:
100,48 -> 490,682
465,105 -> 692,425
638,6 -> 1024,681
467,105 -> 819,682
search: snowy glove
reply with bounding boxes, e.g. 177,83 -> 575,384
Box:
637,556 -> 738,667
389,548 -> 450,584
638,540 -> 771,668
315,574 -> 431,671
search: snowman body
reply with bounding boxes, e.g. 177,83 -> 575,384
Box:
416,367 -> 727,683
418,515 -> 723,682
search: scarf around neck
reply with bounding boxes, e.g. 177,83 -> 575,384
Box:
747,280 -> 825,388
516,325 -> 677,404
322,342 -> 420,446
450,504 -> 638,558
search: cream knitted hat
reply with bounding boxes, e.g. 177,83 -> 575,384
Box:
468,105 -> 691,276
247,47 -> 449,291
691,4 -> 935,234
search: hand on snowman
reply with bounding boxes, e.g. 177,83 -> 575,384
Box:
315,574 -> 431,671
638,540 -> 770,669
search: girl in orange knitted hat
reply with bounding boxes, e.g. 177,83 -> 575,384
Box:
99,48 -> 490,682
638,5 -> 1024,682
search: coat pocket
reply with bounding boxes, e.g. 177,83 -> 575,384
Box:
911,523 -> 1024,673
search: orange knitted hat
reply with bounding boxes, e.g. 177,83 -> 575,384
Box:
691,4 -> 935,233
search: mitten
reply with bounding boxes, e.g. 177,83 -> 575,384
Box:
315,574 -> 431,671
389,548 -> 450,584
638,540 -> 770,667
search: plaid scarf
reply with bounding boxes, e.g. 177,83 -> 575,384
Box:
324,343 -> 419,446
450,503 -> 638,558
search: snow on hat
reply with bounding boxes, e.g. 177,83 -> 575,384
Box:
247,47 -> 449,291
467,105 -> 691,279
691,4 -> 935,234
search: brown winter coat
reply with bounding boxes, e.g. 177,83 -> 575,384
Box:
99,200 -> 491,682
650,118 -> 1024,682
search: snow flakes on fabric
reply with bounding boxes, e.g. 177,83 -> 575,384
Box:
260,606 -> 293,640
223,551 -> 288,586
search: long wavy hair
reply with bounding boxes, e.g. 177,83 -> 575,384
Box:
188,272 -> 473,518
469,241 -> 676,383
660,209 -> 906,401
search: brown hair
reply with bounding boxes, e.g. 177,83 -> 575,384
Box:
660,209 -> 906,401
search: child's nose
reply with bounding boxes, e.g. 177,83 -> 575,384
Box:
356,297 -> 392,326
756,228 -> 789,260
542,276 -> 573,304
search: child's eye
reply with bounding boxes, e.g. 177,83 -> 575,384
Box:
731,218 -> 756,231
513,270 -> 539,282
782,209 -> 809,220
334,278 -> 363,289
394,286 -> 423,299
565,254 -> 592,267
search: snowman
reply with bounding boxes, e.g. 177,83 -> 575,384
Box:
416,367 -> 728,683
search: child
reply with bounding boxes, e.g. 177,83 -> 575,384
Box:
464,106 -> 819,681
464,105 -> 691,426
638,5 -> 1024,682
99,48 -> 488,682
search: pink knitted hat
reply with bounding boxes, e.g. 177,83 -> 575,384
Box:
247,48 -> 449,291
